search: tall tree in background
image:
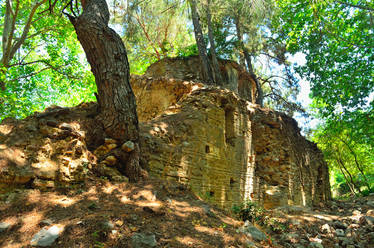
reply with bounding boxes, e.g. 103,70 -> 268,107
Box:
117,0 -> 194,74
68,0 -> 141,181
205,0 -> 223,85
313,123 -> 374,196
231,0 -> 264,105
188,0 -> 214,85
200,0 -> 302,113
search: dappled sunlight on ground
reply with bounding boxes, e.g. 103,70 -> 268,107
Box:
176,235 -> 210,247
0,177 -> 250,248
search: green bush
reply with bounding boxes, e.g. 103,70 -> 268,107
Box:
233,201 -> 287,234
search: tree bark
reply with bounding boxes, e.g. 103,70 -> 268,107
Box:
69,0 -> 141,181
188,0 -> 214,85
234,17 -> 264,106
206,0 -> 223,85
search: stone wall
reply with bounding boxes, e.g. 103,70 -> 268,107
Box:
144,56 -> 257,103
135,77 -> 331,210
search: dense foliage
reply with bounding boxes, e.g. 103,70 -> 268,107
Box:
0,0 -> 96,120
276,0 -> 374,196
112,0 -> 196,74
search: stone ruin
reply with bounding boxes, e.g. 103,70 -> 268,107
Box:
145,56 -> 257,103
0,57 -> 331,210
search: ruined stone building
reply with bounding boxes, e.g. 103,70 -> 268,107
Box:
135,57 -> 331,209
0,57 -> 331,210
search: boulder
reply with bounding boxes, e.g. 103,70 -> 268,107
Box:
239,224 -> 267,242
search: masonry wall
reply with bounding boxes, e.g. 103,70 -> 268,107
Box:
134,77 -> 331,210
144,56 -> 257,103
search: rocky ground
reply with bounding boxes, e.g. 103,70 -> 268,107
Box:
0,176 -> 249,248
270,195 -> 374,248
0,175 -> 373,248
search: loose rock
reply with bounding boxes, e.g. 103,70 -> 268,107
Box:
333,220 -> 347,229
33,178 -> 55,189
239,224 -> 267,242
102,220 -> 115,231
122,141 -> 135,152
360,215 -> 374,226
103,155 -> 117,166
59,123 -> 73,131
367,200 -> 374,207
30,225 -> 64,247
281,232 -> 299,243
104,138 -> 117,144
131,233 -> 157,248
335,229 -> 345,237
366,209 -> 374,217
40,219 -> 54,227
0,222 -> 11,233
321,223 -> 331,233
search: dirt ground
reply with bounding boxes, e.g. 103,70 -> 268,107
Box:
0,176 -> 258,248
1,176 -> 374,248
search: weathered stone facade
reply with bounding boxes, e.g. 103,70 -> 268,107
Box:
145,56 -> 257,103
134,77 -> 331,210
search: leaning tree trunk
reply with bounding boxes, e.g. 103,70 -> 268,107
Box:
206,0 -> 223,85
243,49 -> 264,106
234,17 -> 264,106
188,0 -> 214,85
68,0 -> 141,182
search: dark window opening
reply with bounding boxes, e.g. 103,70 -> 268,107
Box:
205,145 -> 210,153
230,178 -> 235,188
225,108 -> 235,146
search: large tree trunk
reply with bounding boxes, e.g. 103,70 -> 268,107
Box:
69,0 -> 141,181
188,0 -> 214,85
206,0 -> 223,85
234,17 -> 264,106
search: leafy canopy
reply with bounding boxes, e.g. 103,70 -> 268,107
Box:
0,0 -> 95,121
275,0 -> 373,142
275,0 -> 374,195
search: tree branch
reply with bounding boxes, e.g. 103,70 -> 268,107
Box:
336,1 -> 374,12
2,0 -> 20,66
8,60 -> 83,80
9,67 -> 52,82
134,13 -> 161,60
26,26 -> 58,40
9,0 -> 47,62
